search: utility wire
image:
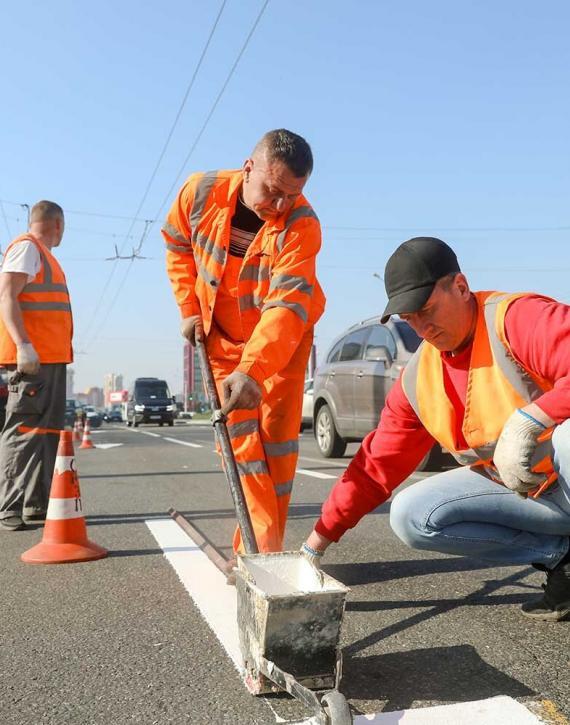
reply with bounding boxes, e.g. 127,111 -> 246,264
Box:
0,200 -> 12,239
79,0 -> 228,346
149,0 -> 270,235
82,0 -> 270,349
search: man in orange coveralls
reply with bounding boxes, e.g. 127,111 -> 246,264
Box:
162,129 -> 325,565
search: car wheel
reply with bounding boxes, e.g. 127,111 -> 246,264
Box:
133,418 -> 139,428
126,418 -> 132,427
315,404 -> 347,458
168,420 -> 174,427
159,422 -> 164,427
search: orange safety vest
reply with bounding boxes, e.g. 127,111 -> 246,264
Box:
0,234 -> 73,364
401,291 -> 556,497
162,169 -> 325,383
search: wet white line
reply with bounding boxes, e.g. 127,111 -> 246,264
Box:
145,519 -> 241,668
296,468 -> 337,480
163,437 -> 203,449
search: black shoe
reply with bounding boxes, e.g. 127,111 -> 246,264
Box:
0,515 -> 26,531
23,512 -> 46,524
522,551 -> 570,622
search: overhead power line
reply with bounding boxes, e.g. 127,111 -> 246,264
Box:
78,0 -> 229,348
0,200 -> 12,239
82,0 -> 270,351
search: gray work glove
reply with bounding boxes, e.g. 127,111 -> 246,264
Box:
180,315 -> 203,345
221,372 -> 262,415
16,342 -> 40,375
300,541 -> 325,570
493,409 -> 546,494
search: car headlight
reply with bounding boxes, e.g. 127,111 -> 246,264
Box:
166,404 -> 176,411
134,404 -> 145,411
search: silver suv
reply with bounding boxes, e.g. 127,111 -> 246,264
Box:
313,317 -> 421,458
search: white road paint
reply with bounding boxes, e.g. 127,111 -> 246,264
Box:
297,455 -> 346,468
95,443 -> 124,450
163,437 -> 203,449
296,468 -> 337,480
145,518 -> 241,667
147,521 -> 547,725
131,429 -> 161,438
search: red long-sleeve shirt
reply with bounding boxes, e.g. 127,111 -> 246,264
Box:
315,295 -> 570,542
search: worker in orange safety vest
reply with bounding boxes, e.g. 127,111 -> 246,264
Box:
0,200 -> 73,530
162,129 -> 325,564
301,237 -> 570,622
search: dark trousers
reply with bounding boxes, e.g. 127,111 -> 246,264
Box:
0,364 -> 67,520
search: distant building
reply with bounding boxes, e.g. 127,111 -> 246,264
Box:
104,373 -> 124,407
85,386 -> 104,408
183,342 -> 207,412
66,367 -> 75,398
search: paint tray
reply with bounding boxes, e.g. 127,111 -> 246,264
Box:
236,552 -> 349,695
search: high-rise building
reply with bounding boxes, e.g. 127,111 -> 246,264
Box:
103,373 -> 124,407
183,342 -> 206,412
85,387 -> 104,408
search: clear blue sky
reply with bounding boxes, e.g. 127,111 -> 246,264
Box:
1,0 -> 569,394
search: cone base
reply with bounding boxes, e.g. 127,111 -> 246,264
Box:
21,539 -> 108,564
79,442 -> 95,449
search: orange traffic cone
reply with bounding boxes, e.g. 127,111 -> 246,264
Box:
80,419 -> 95,449
73,419 -> 81,442
21,431 -> 107,564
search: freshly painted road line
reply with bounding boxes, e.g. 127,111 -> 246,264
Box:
94,443 -> 124,449
163,437 -> 203,449
296,468 -> 337,480
146,518 -> 241,668
131,429 -> 161,438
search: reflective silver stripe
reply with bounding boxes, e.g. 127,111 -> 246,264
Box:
190,171 -> 218,231
262,300 -> 308,323
264,439 -> 299,457
240,263 -> 271,282
401,348 -> 422,418
20,301 -> 71,311
484,295 -> 543,403
196,258 -> 219,288
195,231 -> 226,266
23,282 -> 68,293
275,480 -> 293,497
166,243 -> 191,253
238,459 -> 268,476
239,293 -> 264,313
269,274 -> 313,295
162,222 -> 191,248
35,245 -> 53,285
276,205 -> 318,253
227,419 -> 259,439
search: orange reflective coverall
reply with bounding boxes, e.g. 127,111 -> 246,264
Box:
162,169 -> 325,552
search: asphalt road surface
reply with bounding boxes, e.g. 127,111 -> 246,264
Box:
1,422 -> 569,724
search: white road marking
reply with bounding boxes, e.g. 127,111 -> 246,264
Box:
296,468 -> 337,480
145,519 -> 241,668
163,437 -> 203,449
95,443 -> 124,450
131,429 -> 161,438
147,521 -> 546,724
297,455 -> 346,468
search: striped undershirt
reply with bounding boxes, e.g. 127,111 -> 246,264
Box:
229,194 -> 263,257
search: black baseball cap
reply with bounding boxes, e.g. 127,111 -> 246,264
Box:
380,237 -> 460,323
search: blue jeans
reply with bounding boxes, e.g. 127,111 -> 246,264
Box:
390,420 -> 570,568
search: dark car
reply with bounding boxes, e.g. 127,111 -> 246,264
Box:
125,377 -> 176,427
313,316 -> 454,469
103,406 -> 123,423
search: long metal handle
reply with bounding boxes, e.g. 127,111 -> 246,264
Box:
195,339 -> 259,555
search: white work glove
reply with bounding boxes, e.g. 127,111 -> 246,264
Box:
221,372 -> 262,415
180,315 -> 203,345
493,409 -> 546,494
300,541 -> 325,570
16,342 -> 40,375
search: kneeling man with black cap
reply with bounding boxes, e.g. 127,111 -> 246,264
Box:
301,237 -> 570,622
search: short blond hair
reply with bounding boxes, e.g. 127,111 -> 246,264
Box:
30,200 -> 64,223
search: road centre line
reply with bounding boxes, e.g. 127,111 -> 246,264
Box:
296,468 -> 337,480
163,437 -> 203,449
